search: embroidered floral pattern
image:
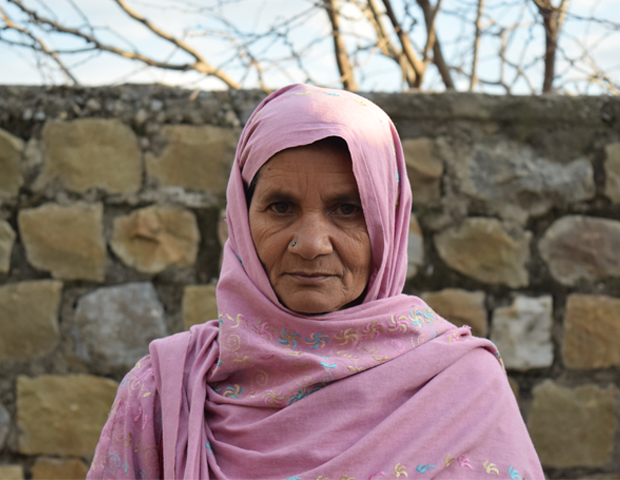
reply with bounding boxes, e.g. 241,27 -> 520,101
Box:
88,356 -> 161,480
483,461 -> 500,475
416,464 -> 435,474
209,304 -> 467,406
508,466 -> 522,479
394,463 -> 408,477
459,455 -> 473,470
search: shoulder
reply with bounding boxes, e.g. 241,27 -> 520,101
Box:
148,321 -> 219,383
104,355 -> 160,435
149,320 -> 218,357
428,332 -> 513,397
87,356 -> 162,479
118,355 -> 158,399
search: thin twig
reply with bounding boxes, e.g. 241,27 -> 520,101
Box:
6,0 -> 242,89
0,6 -> 78,84
381,0 -> 426,83
323,0 -> 359,90
416,0 -> 455,89
469,0 -> 484,91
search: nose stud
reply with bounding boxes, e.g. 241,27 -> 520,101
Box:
290,240 -> 297,247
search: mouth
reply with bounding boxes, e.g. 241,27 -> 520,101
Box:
287,272 -> 334,283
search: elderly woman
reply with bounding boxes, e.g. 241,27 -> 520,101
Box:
88,84 -> 543,479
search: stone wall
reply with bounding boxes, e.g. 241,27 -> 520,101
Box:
1,85 -> 619,479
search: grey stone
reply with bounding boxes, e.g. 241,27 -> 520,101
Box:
407,213 -> 424,279
74,283 -> 167,374
134,109 -> 148,125
223,109 -> 240,128
85,98 -> 101,112
490,295 -> 554,371
450,95 -> 492,120
22,138 -> 44,180
538,215 -> 620,286
0,402 -> 10,450
444,139 -> 595,223
150,99 -> 164,111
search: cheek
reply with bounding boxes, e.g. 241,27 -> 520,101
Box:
361,238 -> 373,277
249,215 -> 284,269
342,230 -> 373,277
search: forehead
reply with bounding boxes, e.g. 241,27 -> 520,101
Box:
256,143 -> 360,195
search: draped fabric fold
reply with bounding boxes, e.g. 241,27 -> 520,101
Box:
87,84 -> 543,480
146,318 -> 542,480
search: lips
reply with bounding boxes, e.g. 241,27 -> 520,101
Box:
287,272 -> 334,283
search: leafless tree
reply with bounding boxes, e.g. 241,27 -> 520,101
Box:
532,0 -> 569,92
0,0 -> 618,94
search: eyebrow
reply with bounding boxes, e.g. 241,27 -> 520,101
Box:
260,190 -> 295,204
258,189 -> 362,205
329,192 -> 362,204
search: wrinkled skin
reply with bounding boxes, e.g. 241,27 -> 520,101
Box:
249,143 -> 372,314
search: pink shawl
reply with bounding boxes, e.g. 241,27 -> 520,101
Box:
88,85 -> 543,480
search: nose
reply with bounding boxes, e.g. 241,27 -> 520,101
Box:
290,213 -> 333,259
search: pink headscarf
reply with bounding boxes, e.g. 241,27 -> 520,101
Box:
89,84 -> 543,480
225,83 -> 410,303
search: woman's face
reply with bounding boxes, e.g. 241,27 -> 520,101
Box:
248,143 -> 373,315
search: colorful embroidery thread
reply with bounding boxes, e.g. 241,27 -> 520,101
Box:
416,464 -> 435,474
483,461 -> 499,475
394,463 -> 408,477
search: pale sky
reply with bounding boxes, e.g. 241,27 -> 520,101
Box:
0,0 -> 618,94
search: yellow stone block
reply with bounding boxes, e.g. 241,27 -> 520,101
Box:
17,375 -> 118,456
183,284 -> 219,330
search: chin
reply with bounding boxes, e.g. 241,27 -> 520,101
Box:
285,302 -> 335,315
278,288 -> 367,315
279,293 -> 339,315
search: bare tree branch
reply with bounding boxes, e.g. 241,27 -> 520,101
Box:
532,0 -> 570,93
6,0 -> 242,89
420,0 -> 440,62
0,6 -> 78,84
1,0 -> 616,95
469,0 -> 484,91
111,0 -> 241,87
324,0 -> 359,90
452,64 -> 511,93
65,0 -> 94,36
349,0 -> 413,87
416,0 -> 455,89
381,0 -> 426,84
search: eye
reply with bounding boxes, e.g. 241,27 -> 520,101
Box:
269,202 -> 292,214
336,204 -> 361,215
